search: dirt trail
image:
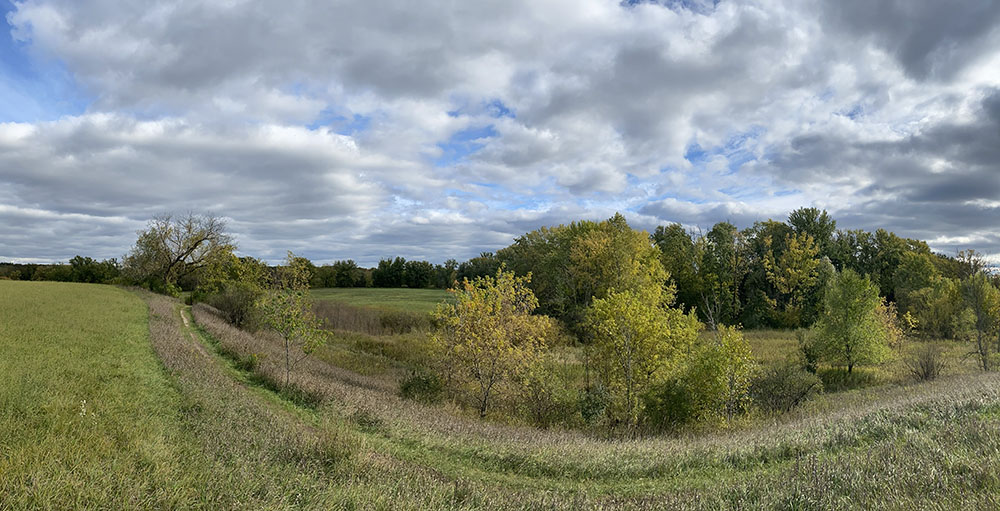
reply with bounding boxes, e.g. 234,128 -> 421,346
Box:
177,305 -> 210,358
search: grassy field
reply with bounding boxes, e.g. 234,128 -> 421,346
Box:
7,280 -> 1000,508
311,287 -> 451,313
0,281 -> 204,507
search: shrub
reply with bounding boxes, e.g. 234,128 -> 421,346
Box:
399,370 -> 443,403
751,363 -> 823,413
578,384 -> 611,425
642,378 -> 696,431
519,363 -> 577,428
906,343 -> 946,381
207,282 -> 262,329
796,329 -> 820,373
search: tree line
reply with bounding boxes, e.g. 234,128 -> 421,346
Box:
8,210 -> 999,433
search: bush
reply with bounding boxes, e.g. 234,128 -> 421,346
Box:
642,378 -> 696,431
399,370 -> 443,403
906,343 -> 946,381
207,282 -> 262,329
578,384 -> 611,425
751,363 -> 823,413
797,329 -> 820,373
520,365 -> 577,428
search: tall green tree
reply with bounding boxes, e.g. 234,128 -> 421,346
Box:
813,269 -> 892,373
961,272 -> 1000,371
585,285 -> 701,428
788,207 -> 836,257
651,223 -> 701,314
764,232 -> 821,327
892,251 -> 940,315
697,222 -> 747,329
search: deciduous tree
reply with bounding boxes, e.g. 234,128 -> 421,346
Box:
813,269 -> 892,373
256,252 -> 328,387
122,212 -> 234,292
431,269 -> 550,417
585,286 -> 701,428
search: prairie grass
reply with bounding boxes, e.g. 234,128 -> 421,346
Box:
313,299 -> 431,336
0,281 -> 204,508
8,281 -> 1000,508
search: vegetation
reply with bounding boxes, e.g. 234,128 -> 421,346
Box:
586,287 -> 700,428
430,269 -> 550,417
6,204 -> 1000,507
812,269 -> 893,374
122,212 -> 234,294
256,253 -> 329,387
311,287 -> 450,314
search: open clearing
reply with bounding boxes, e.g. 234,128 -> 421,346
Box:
6,280 -> 1000,509
311,287 -> 451,313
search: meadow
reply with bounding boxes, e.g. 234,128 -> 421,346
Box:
311,287 -> 451,313
6,281 -> 1000,509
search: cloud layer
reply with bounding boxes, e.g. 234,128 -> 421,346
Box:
1,0 -> 999,265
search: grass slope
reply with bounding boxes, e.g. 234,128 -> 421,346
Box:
311,287 -> 451,313
0,281 -> 202,508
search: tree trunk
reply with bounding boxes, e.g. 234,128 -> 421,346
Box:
285,337 -> 291,387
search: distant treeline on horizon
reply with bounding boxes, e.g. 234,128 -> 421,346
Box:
4,207 -> 996,331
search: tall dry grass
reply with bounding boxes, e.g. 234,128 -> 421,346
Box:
312,299 -> 430,336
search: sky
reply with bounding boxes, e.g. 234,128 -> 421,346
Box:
1,0 -> 999,266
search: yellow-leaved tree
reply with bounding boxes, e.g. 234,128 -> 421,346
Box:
431,268 -> 551,418
585,285 -> 702,429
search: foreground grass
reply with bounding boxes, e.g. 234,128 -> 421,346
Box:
311,287 -> 451,314
0,281 -> 203,508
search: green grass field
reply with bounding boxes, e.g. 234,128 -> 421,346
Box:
311,287 -> 451,313
0,281 -> 204,507
7,280 -> 1000,508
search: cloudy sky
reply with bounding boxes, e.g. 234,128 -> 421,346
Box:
1,0 -> 999,266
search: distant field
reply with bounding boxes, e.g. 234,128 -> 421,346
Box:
311,287 -> 451,313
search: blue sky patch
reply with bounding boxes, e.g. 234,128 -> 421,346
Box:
307,107 -> 371,135
433,124 -> 498,167
0,5 -> 89,122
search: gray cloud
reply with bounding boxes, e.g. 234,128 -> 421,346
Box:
822,1 -> 1000,81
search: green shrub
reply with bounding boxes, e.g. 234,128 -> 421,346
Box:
642,378 -> 696,431
578,384 -> 610,424
206,282 -> 262,329
751,363 -> 823,413
520,366 -> 577,428
797,329 -> 820,373
399,370 -> 443,403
